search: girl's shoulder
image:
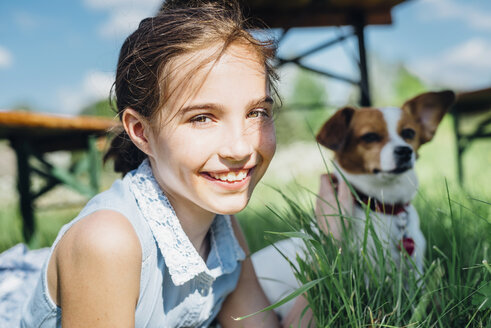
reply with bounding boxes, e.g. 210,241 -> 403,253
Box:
49,210 -> 141,297
57,209 -> 142,260
49,174 -> 155,274
52,209 -> 142,279
49,209 -> 142,324
53,175 -> 145,269
70,175 -> 154,256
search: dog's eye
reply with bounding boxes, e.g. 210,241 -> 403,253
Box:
401,128 -> 415,140
361,132 -> 382,143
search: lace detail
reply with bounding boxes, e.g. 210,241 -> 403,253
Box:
128,159 -> 211,286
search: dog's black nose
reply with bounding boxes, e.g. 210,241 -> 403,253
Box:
394,146 -> 413,162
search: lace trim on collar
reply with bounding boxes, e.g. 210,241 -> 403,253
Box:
128,159 -> 244,286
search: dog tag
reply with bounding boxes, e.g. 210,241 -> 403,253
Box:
397,237 -> 415,256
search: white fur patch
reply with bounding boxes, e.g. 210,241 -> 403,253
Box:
337,165 -> 418,204
379,107 -> 416,172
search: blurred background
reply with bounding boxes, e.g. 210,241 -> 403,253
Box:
0,0 -> 490,251
2,0 -> 491,113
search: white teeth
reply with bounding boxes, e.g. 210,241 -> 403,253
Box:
209,170 -> 248,182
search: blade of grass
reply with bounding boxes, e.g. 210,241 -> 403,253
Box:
233,276 -> 327,321
265,231 -> 314,240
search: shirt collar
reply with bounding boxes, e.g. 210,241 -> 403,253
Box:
128,159 -> 245,286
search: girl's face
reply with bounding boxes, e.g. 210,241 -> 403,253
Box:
146,43 -> 276,219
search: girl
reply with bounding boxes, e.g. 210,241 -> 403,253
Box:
20,1 -> 308,327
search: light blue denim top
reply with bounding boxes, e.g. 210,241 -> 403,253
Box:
21,160 -> 245,327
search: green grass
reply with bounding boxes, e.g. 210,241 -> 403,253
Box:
234,113 -> 490,326
0,111 -> 489,326
0,202 -> 85,251
256,181 -> 490,327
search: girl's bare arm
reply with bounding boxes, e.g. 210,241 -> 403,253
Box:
51,210 -> 142,328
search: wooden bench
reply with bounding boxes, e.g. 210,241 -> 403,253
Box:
450,88 -> 491,184
0,111 -> 120,241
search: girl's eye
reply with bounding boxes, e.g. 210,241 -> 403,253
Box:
248,108 -> 269,119
189,115 -> 212,124
401,128 -> 416,140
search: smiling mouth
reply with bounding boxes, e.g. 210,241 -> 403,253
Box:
204,169 -> 251,183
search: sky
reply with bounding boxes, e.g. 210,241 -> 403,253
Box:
1,0 -> 490,114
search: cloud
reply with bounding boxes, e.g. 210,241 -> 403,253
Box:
408,38 -> 491,89
84,0 -> 162,38
420,0 -> 491,31
13,11 -> 41,30
0,46 -> 13,69
56,71 -> 114,114
98,9 -> 152,38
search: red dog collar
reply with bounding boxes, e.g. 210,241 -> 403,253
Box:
354,188 -> 409,216
352,189 -> 414,256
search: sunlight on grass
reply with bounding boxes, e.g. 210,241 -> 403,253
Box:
242,171 -> 490,326
0,110 -> 489,325
236,113 -> 490,326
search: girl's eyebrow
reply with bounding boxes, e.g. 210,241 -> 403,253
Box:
180,96 -> 274,114
249,96 -> 274,108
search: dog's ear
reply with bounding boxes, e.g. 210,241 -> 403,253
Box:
402,90 -> 455,144
316,107 -> 355,151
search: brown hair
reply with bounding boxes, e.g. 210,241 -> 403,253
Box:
105,0 -> 278,175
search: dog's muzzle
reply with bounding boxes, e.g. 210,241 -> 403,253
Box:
393,146 -> 413,173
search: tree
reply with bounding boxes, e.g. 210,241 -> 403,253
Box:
393,64 -> 427,104
80,98 -> 115,117
369,53 -> 427,107
286,68 -> 329,111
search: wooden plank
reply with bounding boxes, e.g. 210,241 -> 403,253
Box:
0,111 -> 120,151
248,9 -> 394,28
0,111 -> 119,132
244,0 -> 407,28
0,111 -> 120,140
328,0 -> 406,9
453,88 -> 491,114
245,0 -> 406,10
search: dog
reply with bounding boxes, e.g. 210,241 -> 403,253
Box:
251,90 -> 455,318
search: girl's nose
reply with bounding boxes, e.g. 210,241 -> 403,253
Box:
218,128 -> 254,162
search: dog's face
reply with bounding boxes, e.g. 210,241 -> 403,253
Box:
316,91 -> 455,177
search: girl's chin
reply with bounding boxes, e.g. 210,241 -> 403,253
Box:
207,196 -> 250,215
213,205 -> 248,216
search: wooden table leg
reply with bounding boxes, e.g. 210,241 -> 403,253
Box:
9,134 -> 104,243
10,137 -> 35,242
87,135 -> 100,196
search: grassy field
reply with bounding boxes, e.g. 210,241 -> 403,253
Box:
241,179 -> 490,327
236,112 -> 491,327
0,110 -> 489,326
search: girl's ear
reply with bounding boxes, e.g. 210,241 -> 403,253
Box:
122,108 -> 153,156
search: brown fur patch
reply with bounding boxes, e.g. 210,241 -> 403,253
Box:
335,108 -> 388,174
398,108 -> 423,155
401,90 -> 455,143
